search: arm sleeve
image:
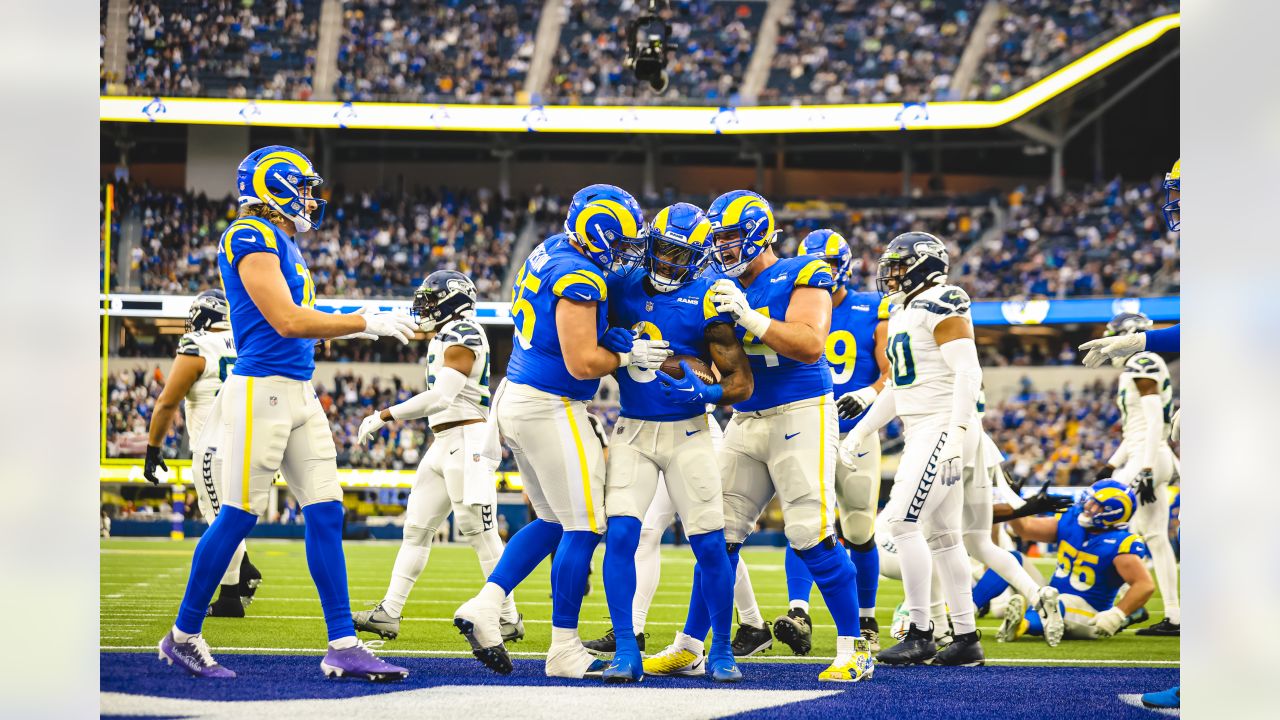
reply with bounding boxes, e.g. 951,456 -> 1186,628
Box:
1143,324 -> 1180,353
388,367 -> 468,422
1107,439 -> 1130,468
852,383 -> 897,436
940,337 -> 982,431
1139,393 -> 1165,469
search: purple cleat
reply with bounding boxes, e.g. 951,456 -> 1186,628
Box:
158,631 -> 236,678
320,640 -> 409,682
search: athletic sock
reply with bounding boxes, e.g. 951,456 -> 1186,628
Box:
488,518 -> 562,595
220,541 -> 246,586
1145,533 -> 1180,624
302,500 -> 356,643
632,527 -> 663,633
689,530 -> 734,653
967,534 -> 1040,600
329,636 -> 357,650
383,524 -> 433,617
784,545 -> 814,607
971,563 -> 1013,609
933,540 -> 978,635
175,505 -> 258,635
891,527 -> 933,631
682,563 -> 712,642
468,529 -> 518,622
849,539 -> 880,617
550,530 -> 601,629
733,554 -> 764,629
603,517 -> 642,655
797,539 -> 860,636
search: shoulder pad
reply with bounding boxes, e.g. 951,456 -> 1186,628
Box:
793,257 -> 835,289
1123,352 -> 1163,375
910,286 -> 970,316
439,320 -> 485,348
1118,533 -> 1148,556
176,333 -> 202,357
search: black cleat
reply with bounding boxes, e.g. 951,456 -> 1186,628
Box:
453,617 -> 513,675
731,622 -> 773,657
933,630 -> 985,667
876,623 -> 937,666
1135,618 -> 1180,637
239,555 -> 263,601
207,585 -> 246,618
773,608 -> 813,656
582,627 -> 646,658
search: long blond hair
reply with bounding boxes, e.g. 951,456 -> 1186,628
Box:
239,203 -> 290,227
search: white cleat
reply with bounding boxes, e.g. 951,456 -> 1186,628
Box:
997,594 -> 1027,643
1036,586 -> 1064,648
545,642 -> 608,679
454,596 -> 504,648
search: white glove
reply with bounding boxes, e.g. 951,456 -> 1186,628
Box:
711,279 -> 771,339
1170,408 -> 1180,443
1079,333 -> 1145,368
362,311 -> 419,345
357,413 -> 388,445
618,338 -> 672,370
333,307 -> 378,341
837,429 -> 869,471
1092,606 -> 1127,638
935,427 -> 965,486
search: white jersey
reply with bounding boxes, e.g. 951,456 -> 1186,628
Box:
1117,351 -> 1173,443
176,330 -> 236,441
427,317 -> 491,426
886,283 -> 976,422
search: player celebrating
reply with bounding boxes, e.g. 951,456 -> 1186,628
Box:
650,190 -> 873,683
351,271 -> 523,643
773,229 -> 890,654
157,146 -> 418,680
839,232 -> 985,666
998,480 -> 1155,641
1097,312 -> 1180,636
143,290 -> 262,618
453,184 -> 670,679
599,203 -> 754,683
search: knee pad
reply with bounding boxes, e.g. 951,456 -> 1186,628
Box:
403,524 -> 434,548
721,497 -> 757,545
453,503 -> 495,537
840,513 -> 875,546
887,518 -> 921,542
783,523 -> 826,552
927,529 -> 962,555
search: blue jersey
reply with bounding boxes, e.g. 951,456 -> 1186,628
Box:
505,234 -> 610,401
728,256 -> 836,412
608,271 -> 731,422
826,290 -> 890,433
216,216 -> 317,381
1052,506 -> 1149,612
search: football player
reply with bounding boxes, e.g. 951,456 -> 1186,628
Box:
453,184 -> 670,679
773,229 -> 891,654
650,190 -> 874,683
599,202 -> 754,683
143,290 -> 262,618
351,271 -> 523,643
839,232 -> 985,666
997,480 -> 1155,641
1097,312 -> 1180,636
158,146 -> 417,680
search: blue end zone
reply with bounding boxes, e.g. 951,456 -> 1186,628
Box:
103,653 -> 1177,720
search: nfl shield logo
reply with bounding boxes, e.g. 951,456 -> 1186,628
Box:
269,396 -> 278,406
472,454 -> 481,462
645,301 -> 654,312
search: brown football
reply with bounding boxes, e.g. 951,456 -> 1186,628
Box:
660,354 -> 716,384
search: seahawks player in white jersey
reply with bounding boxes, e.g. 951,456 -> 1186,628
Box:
839,232 -> 985,666
144,289 -> 261,617
1097,311 -> 1180,637
353,271 -> 522,642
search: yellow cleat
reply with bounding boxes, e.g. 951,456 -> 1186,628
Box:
642,644 -> 704,677
818,638 -> 874,682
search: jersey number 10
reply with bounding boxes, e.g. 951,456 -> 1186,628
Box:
888,332 -> 916,386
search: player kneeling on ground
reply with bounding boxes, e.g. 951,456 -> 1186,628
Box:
996,479 -> 1155,641
351,271 -> 523,644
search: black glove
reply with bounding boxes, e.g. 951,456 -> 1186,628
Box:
835,390 -> 872,420
143,445 -> 168,485
1005,484 -> 1075,520
1095,465 -> 1115,481
1132,469 -> 1157,505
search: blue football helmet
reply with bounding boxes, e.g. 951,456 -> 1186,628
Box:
1106,311 -> 1153,337
876,231 -> 949,303
800,229 -> 854,285
1162,159 -> 1180,232
645,202 -> 713,292
236,145 -> 326,233
564,184 -> 645,273
187,289 -> 230,332
1077,479 -> 1136,530
706,190 -> 776,277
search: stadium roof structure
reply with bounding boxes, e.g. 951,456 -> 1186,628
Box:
99,14 -> 1179,136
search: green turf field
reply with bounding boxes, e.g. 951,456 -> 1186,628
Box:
100,538 -> 1177,667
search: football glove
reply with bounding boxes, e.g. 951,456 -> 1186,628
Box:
655,361 -> 723,406
143,445 -> 168,485
1095,465 -> 1116,481
935,428 -> 965,486
357,413 -> 388,445
362,311 -> 419,345
711,279 -> 771,338
836,386 -> 878,420
618,337 -> 671,369
600,327 -> 635,354
1093,606 -> 1127,638
333,307 -> 378,341
837,430 -> 869,471
1002,485 -> 1076,521
1132,469 -> 1157,505
1079,333 -> 1145,368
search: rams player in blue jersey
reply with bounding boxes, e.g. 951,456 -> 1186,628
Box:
654,190 -> 874,682
158,146 -> 419,680
770,229 -> 891,654
600,202 -> 754,683
996,480 -> 1155,642
453,184 -> 671,679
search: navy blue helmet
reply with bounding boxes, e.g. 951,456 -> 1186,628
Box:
187,289 -> 230,332
412,270 -> 478,332
1106,311 -> 1153,337
876,232 -> 949,301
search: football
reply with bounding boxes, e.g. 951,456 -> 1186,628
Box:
660,354 -> 716,384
